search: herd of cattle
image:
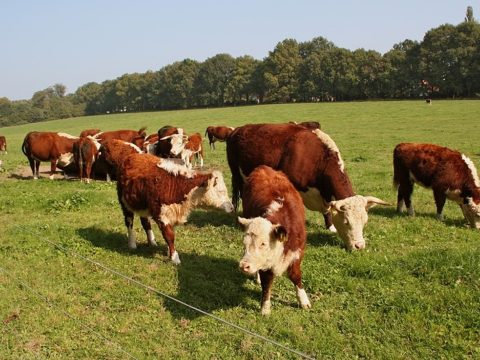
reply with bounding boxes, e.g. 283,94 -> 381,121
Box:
1,121 -> 479,314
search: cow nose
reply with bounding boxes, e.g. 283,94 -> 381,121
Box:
239,262 -> 251,273
354,241 -> 365,250
222,201 -> 234,213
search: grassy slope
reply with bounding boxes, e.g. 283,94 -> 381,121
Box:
0,101 -> 479,359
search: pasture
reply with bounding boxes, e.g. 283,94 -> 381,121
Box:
0,101 -> 479,359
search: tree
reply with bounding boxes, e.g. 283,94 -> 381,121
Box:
465,6 -> 475,22
225,55 -> 259,105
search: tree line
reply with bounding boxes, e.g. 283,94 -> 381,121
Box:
1,10 -> 479,127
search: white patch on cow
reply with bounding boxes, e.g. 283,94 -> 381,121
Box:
228,127 -> 235,130
171,250 -> 181,265
157,158 -> 195,178
261,299 -> 272,316
57,132 -> 79,140
145,141 -> 157,154
93,132 -> 104,139
181,149 -> 194,169
128,228 -> 137,249
122,141 -> 142,153
87,136 -> 102,150
264,198 -> 284,216
57,152 -> 74,167
312,129 -> 344,171
147,229 -> 157,247
160,195 -> 195,226
296,286 -> 311,309
445,189 -> 462,202
49,174 -> 55,180
327,224 -> 337,232
299,187 -> 329,212
462,154 -> 480,187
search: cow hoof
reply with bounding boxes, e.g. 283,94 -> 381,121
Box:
171,251 -> 181,265
436,214 -> 444,221
261,301 -> 272,316
327,224 -> 337,233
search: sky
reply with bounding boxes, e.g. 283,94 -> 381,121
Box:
1,0 -> 477,100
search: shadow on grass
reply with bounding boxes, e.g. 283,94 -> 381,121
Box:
306,231 -> 342,248
188,209 -> 238,228
163,252 -> 260,320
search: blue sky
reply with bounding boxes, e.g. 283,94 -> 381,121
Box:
1,0 -> 476,100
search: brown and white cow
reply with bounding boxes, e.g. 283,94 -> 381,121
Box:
393,143 -> 480,228
142,134 -> 159,154
94,127 -> 146,149
73,136 -> 101,183
181,132 -> 204,168
238,165 -> 311,315
96,139 -> 143,181
116,153 -> 234,264
205,126 -> 235,150
227,123 -> 389,250
79,128 -> 101,138
22,131 -> 79,179
155,126 -> 188,158
0,135 -> 7,154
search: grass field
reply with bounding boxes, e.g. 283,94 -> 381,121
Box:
0,101 -> 479,359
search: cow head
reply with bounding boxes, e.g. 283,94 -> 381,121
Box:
328,195 -> 390,250
237,217 -> 287,275
159,134 -> 189,156
196,171 -> 234,213
460,197 -> 480,229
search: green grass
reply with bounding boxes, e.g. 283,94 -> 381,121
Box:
1,101 -> 479,359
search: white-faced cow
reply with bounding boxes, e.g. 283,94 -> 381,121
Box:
22,131 -> 79,180
0,135 -> 7,154
73,136 -> 101,183
227,123 -> 389,250
393,143 -> 480,228
238,165 -> 311,315
205,126 -> 235,150
155,126 -> 188,158
116,153 -> 234,264
181,132 -> 204,168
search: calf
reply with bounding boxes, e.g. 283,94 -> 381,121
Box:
238,166 -> 311,315
73,136 -> 101,183
181,132 -> 204,168
0,135 -> 7,154
117,153 -> 234,264
22,131 -> 79,179
155,126 -> 188,158
205,126 -> 235,150
393,143 -> 480,228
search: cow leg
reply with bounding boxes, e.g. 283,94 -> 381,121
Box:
119,203 -> 136,249
433,190 -> 447,221
158,222 -> 180,265
397,180 -> 415,215
140,217 -> 157,247
323,212 -> 336,232
35,160 -> 40,179
28,158 -> 37,179
259,270 -> 275,315
287,260 -> 311,309
49,160 -> 57,180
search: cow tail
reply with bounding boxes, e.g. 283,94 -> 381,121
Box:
392,146 -> 401,190
21,137 -> 28,156
75,142 -> 84,178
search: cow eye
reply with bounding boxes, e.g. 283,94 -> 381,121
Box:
260,242 -> 267,248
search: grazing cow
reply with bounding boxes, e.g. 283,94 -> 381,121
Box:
73,136 -> 101,183
143,134 -> 159,154
227,123 -> 389,250
96,139 -> 143,181
116,153 -> 234,264
155,126 -> 188,158
393,143 -> 480,228
204,126 -> 235,150
181,132 -> 204,168
0,135 -> 7,154
289,121 -> 321,130
238,166 -> 311,315
79,129 -> 101,137
94,127 -> 147,149
22,131 -> 79,179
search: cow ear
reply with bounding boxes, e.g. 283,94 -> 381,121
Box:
237,217 -> 251,229
271,224 -> 287,242
364,196 -> 390,210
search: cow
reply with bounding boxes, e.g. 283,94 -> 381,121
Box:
393,143 -> 480,228
238,165 -> 311,315
80,129 -> 101,138
143,134 -> 159,154
73,136 -> 101,183
0,136 -> 7,154
155,126 -> 188,158
116,153 -> 234,264
181,132 -> 204,168
96,139 -> 143,181
93,127 -> 147,149
22,131 -> 79,180
227,123 -> 389,250
204,126 -> 235,150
